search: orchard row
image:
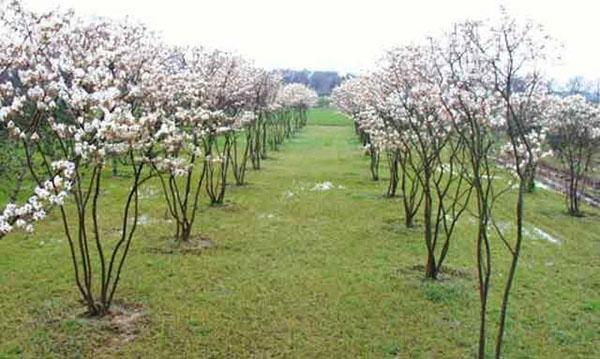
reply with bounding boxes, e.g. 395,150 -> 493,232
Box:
332,10 -> 599,358
0,1 -> 317,315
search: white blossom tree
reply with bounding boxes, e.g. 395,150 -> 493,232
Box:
0,1 -> 167,315
547,95 -> 600,216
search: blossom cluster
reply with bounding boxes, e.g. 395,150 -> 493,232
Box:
0,161 -> 75,237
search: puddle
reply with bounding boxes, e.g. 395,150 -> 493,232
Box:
312,181 -> 334,191
535,181 -> 555,192
138,215 -> 151,225
311,181 -> 345,191
529,226 -> 561,244
494,221 -> 562,245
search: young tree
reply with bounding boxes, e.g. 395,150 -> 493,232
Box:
0,2 -> 165,315
332,77 -> 383,182
247,71 -> 283,168
433,22 -> 506,356
466,11 -> 556,357
547,95 -> 600,216
378,45 -> 473,279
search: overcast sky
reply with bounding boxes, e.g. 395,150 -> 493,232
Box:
24,0 -> 600,83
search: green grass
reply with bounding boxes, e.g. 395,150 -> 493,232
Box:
306,107 -> 352,126
0,109 -> 598,357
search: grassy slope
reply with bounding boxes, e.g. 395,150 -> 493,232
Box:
0,108 -> 598,357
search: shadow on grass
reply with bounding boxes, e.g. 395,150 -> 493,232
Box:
145,235 -> 218,255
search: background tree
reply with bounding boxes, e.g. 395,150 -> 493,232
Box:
547,95 -> 600,216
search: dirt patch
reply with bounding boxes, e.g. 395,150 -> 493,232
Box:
107,302 -> 148,346
382,217 -> 421,235
31,300 -> 148,355
406,264 -> 474,280
209,202 -> 244,212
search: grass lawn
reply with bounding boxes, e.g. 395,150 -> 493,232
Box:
0,108 -> 598,357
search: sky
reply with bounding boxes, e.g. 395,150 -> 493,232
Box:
23,0 -> 600,83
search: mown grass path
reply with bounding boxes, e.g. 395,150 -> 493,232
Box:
1,109 -> 599,357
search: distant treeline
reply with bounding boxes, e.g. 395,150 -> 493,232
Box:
552,76 -> 600,103
280,69 -> 349,96
280,69 -> 600,102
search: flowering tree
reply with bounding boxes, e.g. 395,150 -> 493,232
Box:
247,71 -> 283,169
509,93 -> 553,192
196,50 -> 251,204
468,12 -> 556,357
431,22 -> 508,357
547,95 -> 600,216
0,1 -> 166,315
147,45 -> 212,243
334,45 -> 474,280
229,68 -> 279,185
379,45 -> 473,279
332,77 -> 383,182
0,1 -> 74,238
276,83 -> 317,136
